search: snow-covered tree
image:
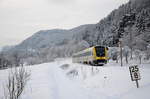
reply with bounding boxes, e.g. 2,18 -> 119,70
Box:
134,49 -> 143,64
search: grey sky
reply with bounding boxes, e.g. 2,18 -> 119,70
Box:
0,0 -> 129,47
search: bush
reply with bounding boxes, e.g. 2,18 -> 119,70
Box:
3,66 -> 30,99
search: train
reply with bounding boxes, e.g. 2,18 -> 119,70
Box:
72,46 -> 109,66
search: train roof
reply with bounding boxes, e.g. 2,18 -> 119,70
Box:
73,46 -> 108,56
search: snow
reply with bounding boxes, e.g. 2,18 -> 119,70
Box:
0,59 -> 150,99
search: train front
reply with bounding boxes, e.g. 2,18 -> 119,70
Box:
93,46 -> 108,65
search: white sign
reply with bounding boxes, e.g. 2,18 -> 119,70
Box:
129,65 -> 141,81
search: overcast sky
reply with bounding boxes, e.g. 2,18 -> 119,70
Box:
0,0 -> 129,47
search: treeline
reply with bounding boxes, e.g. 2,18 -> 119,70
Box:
0,40 -> 89,68
75,0 -> 150,49
73,0 -> 150,62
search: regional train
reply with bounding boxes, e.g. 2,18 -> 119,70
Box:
72,46 -> 109,66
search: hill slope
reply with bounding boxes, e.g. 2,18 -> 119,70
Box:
12,24 -> 94,51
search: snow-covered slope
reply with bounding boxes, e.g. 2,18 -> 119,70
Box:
0,59 -> 150,99
10,24 -> 94,51
15,29 -> 73,50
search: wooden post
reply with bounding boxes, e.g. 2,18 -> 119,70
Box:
119,40 -> 123,66
91,66 -> 94,75
136,80 -> 139,88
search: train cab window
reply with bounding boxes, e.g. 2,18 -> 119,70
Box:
95,46 -> 105,57
106,47 -> 109,50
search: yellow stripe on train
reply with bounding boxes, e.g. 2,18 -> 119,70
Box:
72,46 -> 109,66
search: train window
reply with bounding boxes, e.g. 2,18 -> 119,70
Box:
106,47 -> 109,50
73,50 -> 92,58
85,51 -> 92,56
95,46 -> 105,57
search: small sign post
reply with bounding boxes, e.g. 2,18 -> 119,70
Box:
129,65 -> 141,88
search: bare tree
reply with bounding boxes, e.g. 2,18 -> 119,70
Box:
12,52 -> 21,67
134,50 -> 143,64
0,53 -> 12,69
3,66 -> 30,99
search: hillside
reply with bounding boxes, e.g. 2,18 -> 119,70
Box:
16,29 -> 72,50
78,0 -> 150,48
8,24 -> 94,51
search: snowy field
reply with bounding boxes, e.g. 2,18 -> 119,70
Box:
0,58 -> 150,99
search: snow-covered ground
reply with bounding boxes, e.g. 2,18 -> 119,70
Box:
0,59 -> 150,99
